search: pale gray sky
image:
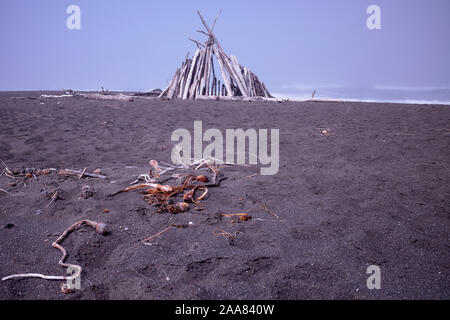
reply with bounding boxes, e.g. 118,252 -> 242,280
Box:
1,0 -> 449,101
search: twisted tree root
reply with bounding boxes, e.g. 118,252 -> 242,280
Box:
2,219 -> 107,293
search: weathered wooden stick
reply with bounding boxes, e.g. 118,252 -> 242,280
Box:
196,30 -> 210,38
199,78 -> 205,96
177,69 -> 186,97
199,46 -> 209,95
247,69 -> 255,97
168,69 -> 179,99
243,67 -> 249,88
190,48 -> 206,98
167,68 -> 181,99
189,38 -> 205,47
261,81 -> 273,98
196,95 -> 278,102
42,93 -> 133,101
197,11 -> 229,60
194,49 -> 206,95
158,85 -> 169,98
158,69 -> 178,98
251,73 -> 263,96
183,49 -> 200,99
193,53 -> 204,96
211,9 -> 223,32
212,45 -> 232,96
204,46 -> 213,95
252,74 -> 257,97
244,68 -> 251,97
218,51 -> 245,96
178,60 -> 190,98
250,73 -> 256,97
40,94 -> 74,98
229,55 -> 248,96
58,169 -> 108,180
209,50 -> 217,95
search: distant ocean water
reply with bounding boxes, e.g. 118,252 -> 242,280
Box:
273,86 -> 450,105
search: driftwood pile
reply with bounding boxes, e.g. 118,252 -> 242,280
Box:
158,11 -> 273,101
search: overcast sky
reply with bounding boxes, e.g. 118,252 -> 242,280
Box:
1,0 -> 449,97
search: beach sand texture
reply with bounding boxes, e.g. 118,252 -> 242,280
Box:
0,92 -> 448,299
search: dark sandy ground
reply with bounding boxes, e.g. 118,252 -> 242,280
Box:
0,91 -> 448,300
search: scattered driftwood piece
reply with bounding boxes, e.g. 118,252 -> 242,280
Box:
79,167 -> 87,179
58,169 -> 108,180
195,95 -> 279,102
46,187 -> 60,207
80,93 -> 135,101
109,182 -> 173,197
141,224 -> 185,245
41,93 -> 135,101
183,49 -> 201,99
133,89 -> 162,97
262,203 -> 279,220
214,229 -> 243,239
101,86 -> 111,95
190,38 -> 205,47
40,94 -> 75,99
2,219 -> 108,293
221,213 -> 252,223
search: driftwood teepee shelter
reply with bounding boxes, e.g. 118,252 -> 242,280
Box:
158,11 -> 273,101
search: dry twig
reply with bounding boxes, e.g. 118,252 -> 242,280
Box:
214,229 -> 243,239
141,224 -> 184,245
79,167 -> 87,179
46,187 -> 60,207
58,169 -> 108,180
221,213 -> 252,223
262,202 -> 279,220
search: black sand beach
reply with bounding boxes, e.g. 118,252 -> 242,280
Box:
0,92 -> 448,299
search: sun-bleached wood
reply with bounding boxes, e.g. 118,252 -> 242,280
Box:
159,10 -> 272,100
